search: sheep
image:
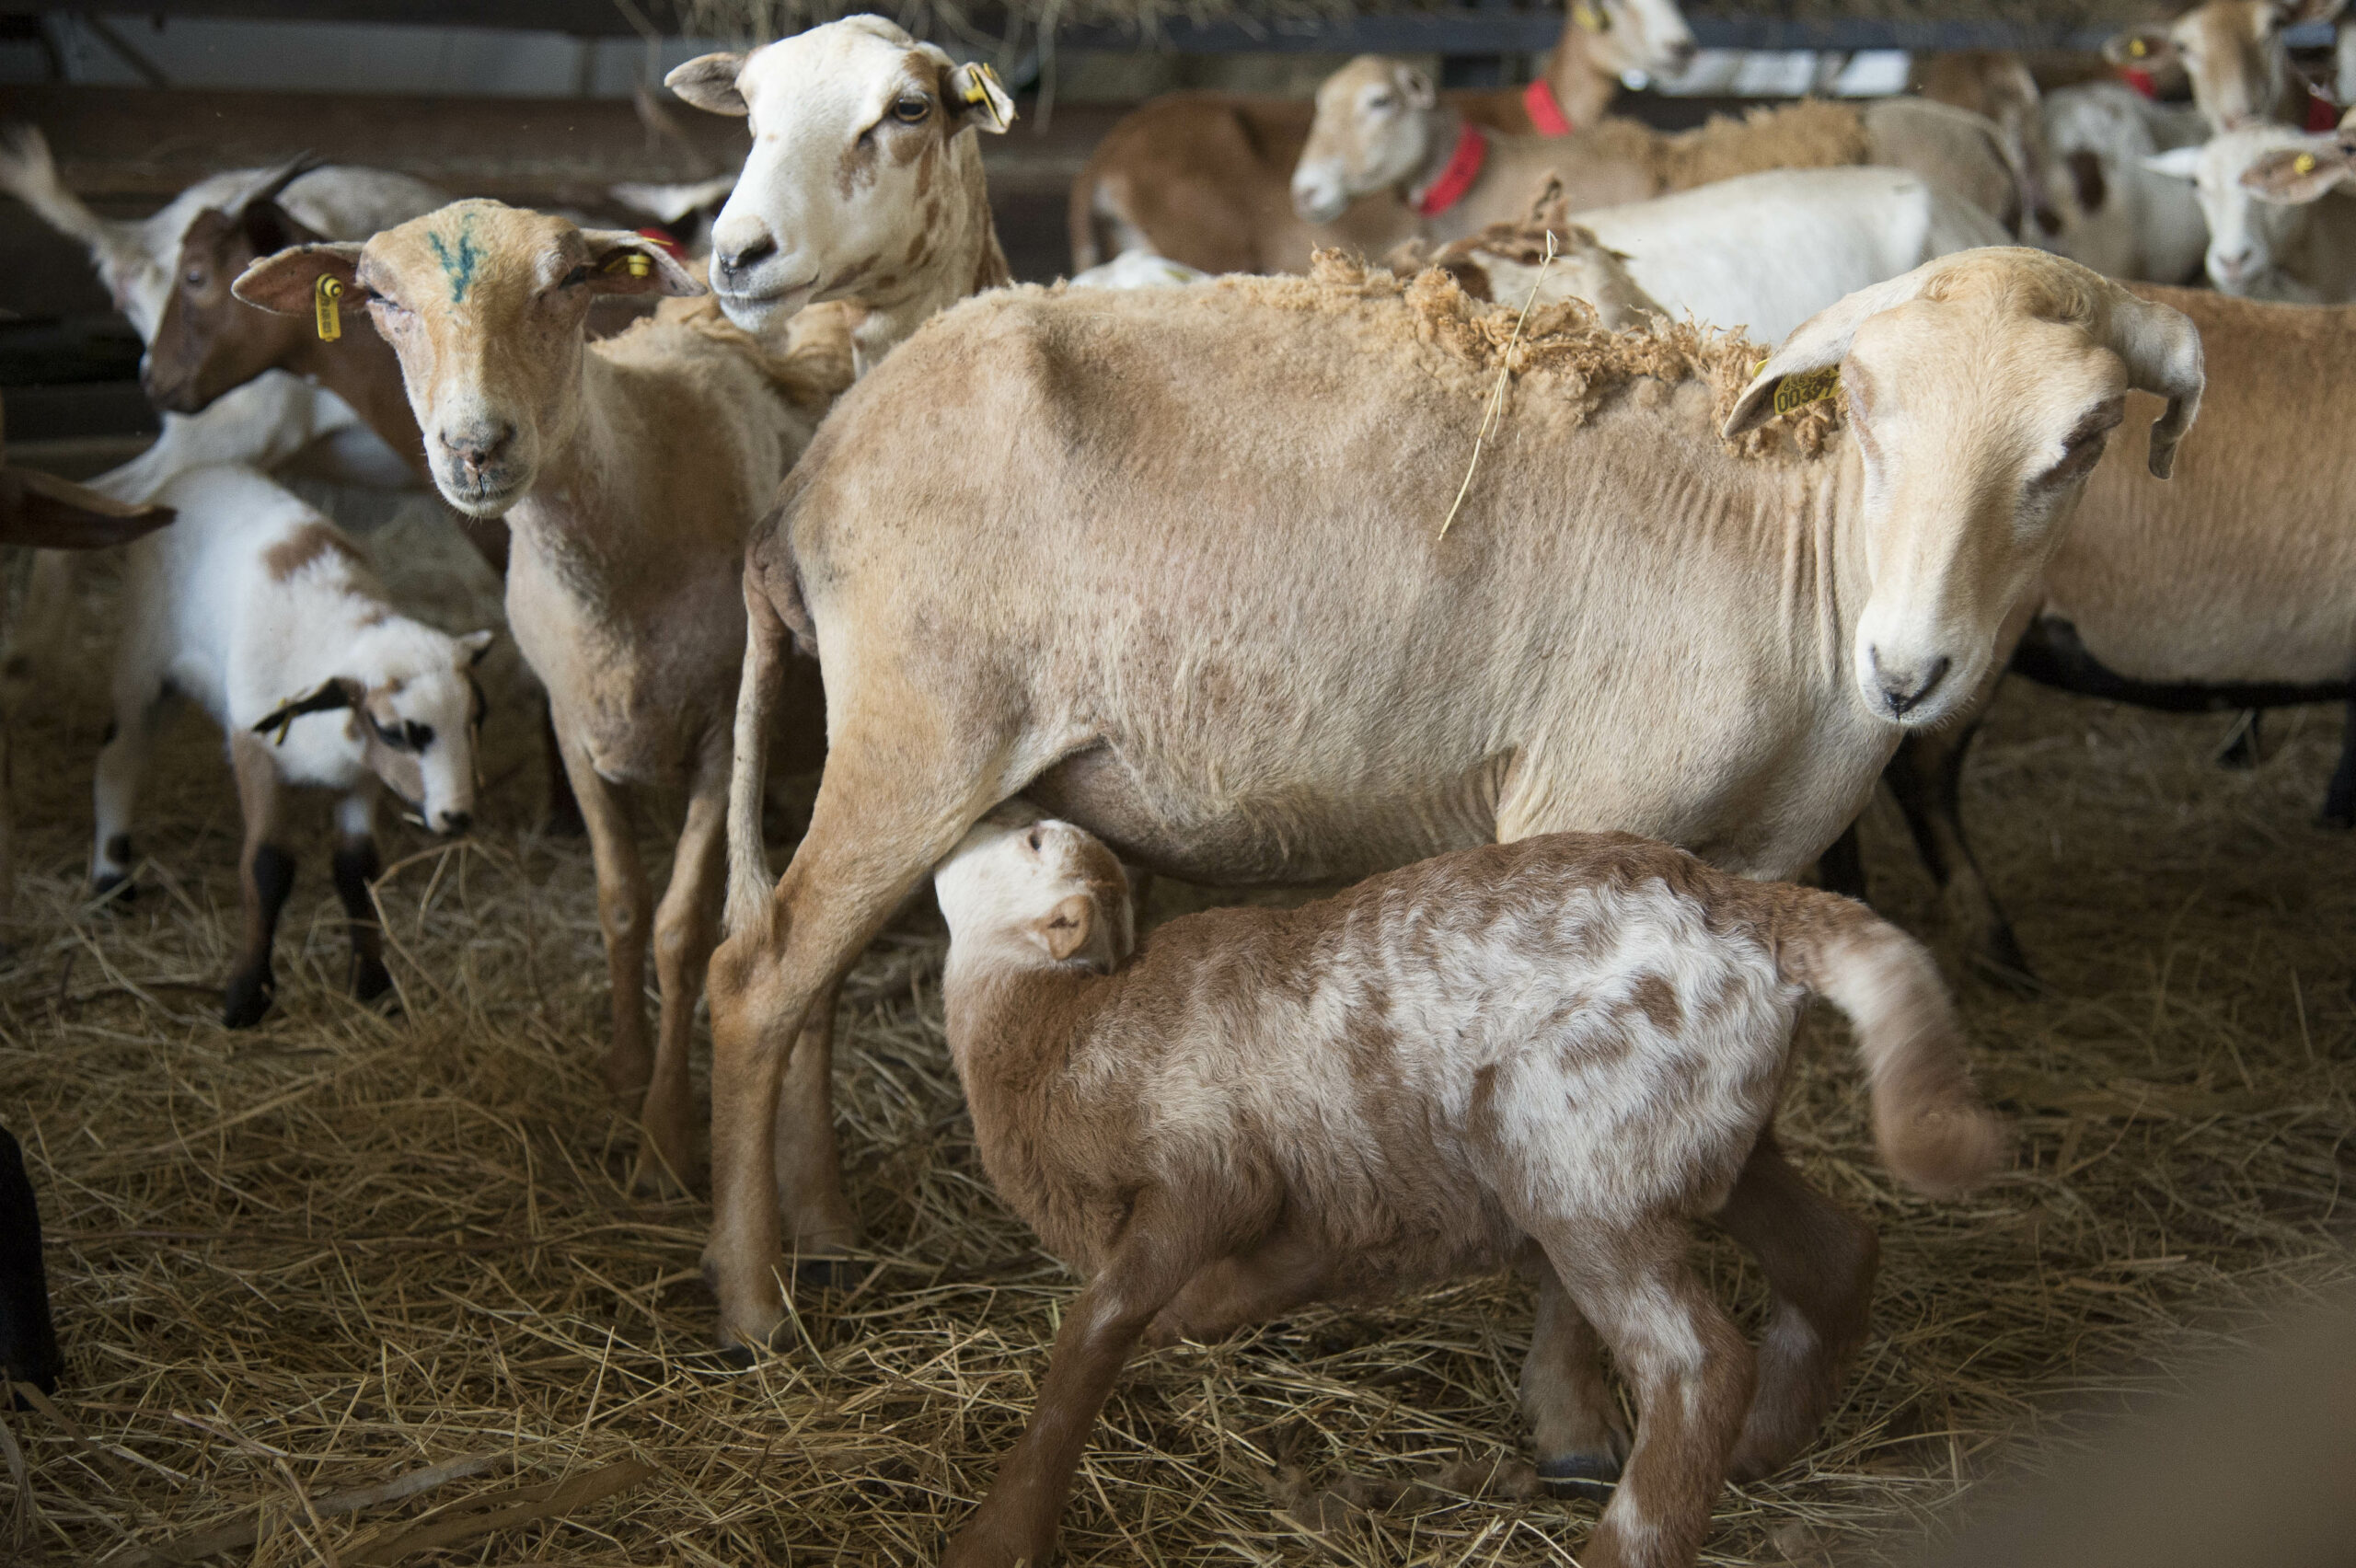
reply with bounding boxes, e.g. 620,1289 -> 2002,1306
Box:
1912,50 -> 2054,231
0,395 -> 174,938
97,464 -> 491,1028
236,200 -> 850,1187
1290,55 -> 2023,245
700,246 -> 2200,1437
1408,166 -> 2008,346
1063,0 -> 1697,276
664,16 -> 1018,375
2033,81 -> 2210,282
2144,123 -> 2356,298
932,818 -> 2006,1568
2105,0 -> 2348,133
0,1124 -> 61,1401
1858,283 -> 2356,983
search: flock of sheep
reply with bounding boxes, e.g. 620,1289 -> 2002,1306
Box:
3,1 -> 2353,1562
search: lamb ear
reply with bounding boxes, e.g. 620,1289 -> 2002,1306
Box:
251,677 -> 363,744
2102,291 -> 2205,479
1723,268 -> 1934,438
234,242 -> 364,316
1037,894 -> 1099,966
580,229 -> 705,298
665,52 -> 747,116
2240,140 -> 2356,203
457,628 -> 495,666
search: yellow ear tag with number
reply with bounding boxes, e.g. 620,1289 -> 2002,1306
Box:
314,274 -> 343,342
1771,363 -> 1841,418
2297,150 -> 2320,175
961,62 -> 1009,131
1573,1 -> 1609,32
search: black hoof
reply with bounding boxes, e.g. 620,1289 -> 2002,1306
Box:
90,872 -> 136,908
2318,810 -> 2354,832
1969,927 -> 2040,997
223,971 -> 275,1029
713,1342 -> 757,1370
793,1255 -> 868,1292
1537,1452 -> 1621,1502
352,958 -> 394,1004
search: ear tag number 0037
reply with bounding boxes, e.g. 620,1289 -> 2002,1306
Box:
314,274 -> 343,341
1758,362 -> 1840,418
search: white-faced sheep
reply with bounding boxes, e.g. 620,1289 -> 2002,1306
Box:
2146,123 -> 2356,298
930,819 -> 2006,1568
2105,0 -> 2348,134
699,246 -> 2199,1494
96,464 -> 491,1028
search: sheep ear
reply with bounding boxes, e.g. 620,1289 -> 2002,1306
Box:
1722,269 -> 1932,438
251,677 -> 362,744
941,60 -> 1016,134
2241,140 -> 2356,203
457,628 -> 496,666
2103,28 -> 2177,70
2141,146 -> 2204,183
1037,894 -> 1099,966
665,52 -> 747,116
1399,65 -> 1438,111
580,230 -> 705,298
234,242 -> 364,316
2101,291 -> 2205,479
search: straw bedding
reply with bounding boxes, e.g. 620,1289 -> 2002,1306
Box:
3,486 -> 2352,1565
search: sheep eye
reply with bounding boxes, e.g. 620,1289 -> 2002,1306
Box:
183,267 -> 205,288
892,95 -> 930,123
559,264 -> 591,288
1026,829 -> 1043,851
1367,91 -> 1396,110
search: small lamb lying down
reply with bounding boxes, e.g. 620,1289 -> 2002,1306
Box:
933,817 -> 2009,1568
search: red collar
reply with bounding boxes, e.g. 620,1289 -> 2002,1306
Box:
2308,87 -> 2342,133
1523,77 -> 1574,136
2120,66 -> 2158,100
1416,122 -> 1489,217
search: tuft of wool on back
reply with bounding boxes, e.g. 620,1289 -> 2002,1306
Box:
639,294 -> 860,416
1653,98 -> 1875,191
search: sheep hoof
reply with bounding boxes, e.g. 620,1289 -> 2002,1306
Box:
223,971 -> 275,1029
89,872 -> 136,909
352,958 -> 394,1004
1536,1452 -> 1620,1502
1968,928 -> 2040,997
713,1342 -> 757,1370
794,1255 -> 867,1292
2316,808 -> 2354,832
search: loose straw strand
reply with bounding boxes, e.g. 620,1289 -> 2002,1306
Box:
1438,227 -> 1556,541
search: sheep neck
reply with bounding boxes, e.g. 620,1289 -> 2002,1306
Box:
843,133 -> 1011,376
1533,17 -> 1620,133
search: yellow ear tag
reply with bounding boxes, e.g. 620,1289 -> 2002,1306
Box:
1573,1 -> 1609,32
1773,364 -> 1841,417
314,274 -> 343,342
2297,150 -> 2320,175
605,251 -> 652,279
2128,36 -> 2149,58
961,62 -> 1009,131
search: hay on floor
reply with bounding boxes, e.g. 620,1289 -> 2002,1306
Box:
1,488 -> 2351,1565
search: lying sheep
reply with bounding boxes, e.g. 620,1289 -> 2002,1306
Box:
2146,123 -> 2356,298
98,465 -> 491,1028
932,817 -> 2007,1568
702,243 -> 2200,1467
1291,55 -> 2023,245
237,201 -> 849,1186
1404,166 -> 2008,345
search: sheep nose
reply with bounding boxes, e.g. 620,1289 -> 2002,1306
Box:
445,425 -> 514,476
438,810 -> 472,836
1872,650 -> 1951,719
716,234 -> 777,283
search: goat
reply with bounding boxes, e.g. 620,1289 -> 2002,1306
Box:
666,16 -> 1017,375
1409,167 -> 2007,345
237,200 -> 849,1186
699,248 -> 2199,1486
1854,284 -> 2356,984
2145,123 -> 2356,298
2034,82 -> 2210,283
1063,0 -> 1698,275
96,464 -> 491,1028
2105,0 -> 2348,133
1291,55 -> 2023,244
934,819 -> 2004,1568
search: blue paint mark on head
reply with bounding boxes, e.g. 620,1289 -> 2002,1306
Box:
426,214 -> 482,305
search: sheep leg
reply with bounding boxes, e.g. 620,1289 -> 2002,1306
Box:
90,686 -> 163,902
329,787 -> 392,1005
634,751 -> 728,1196
1142,1229 -> 1329,1347
1714,1132 -> 1879,1483
445,513 -> 578,839
2320,700 -> 2356,829
1536,1219 -> 1753,1568
770,974 -> 857,1284
705,709 -> 1009,1352
558,728 -> 654,1101
944,1196 -> 1206,1568
1522,1262 -> 1632,1498
223,732 -> 294,1030
1883,720 -> 2034,988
